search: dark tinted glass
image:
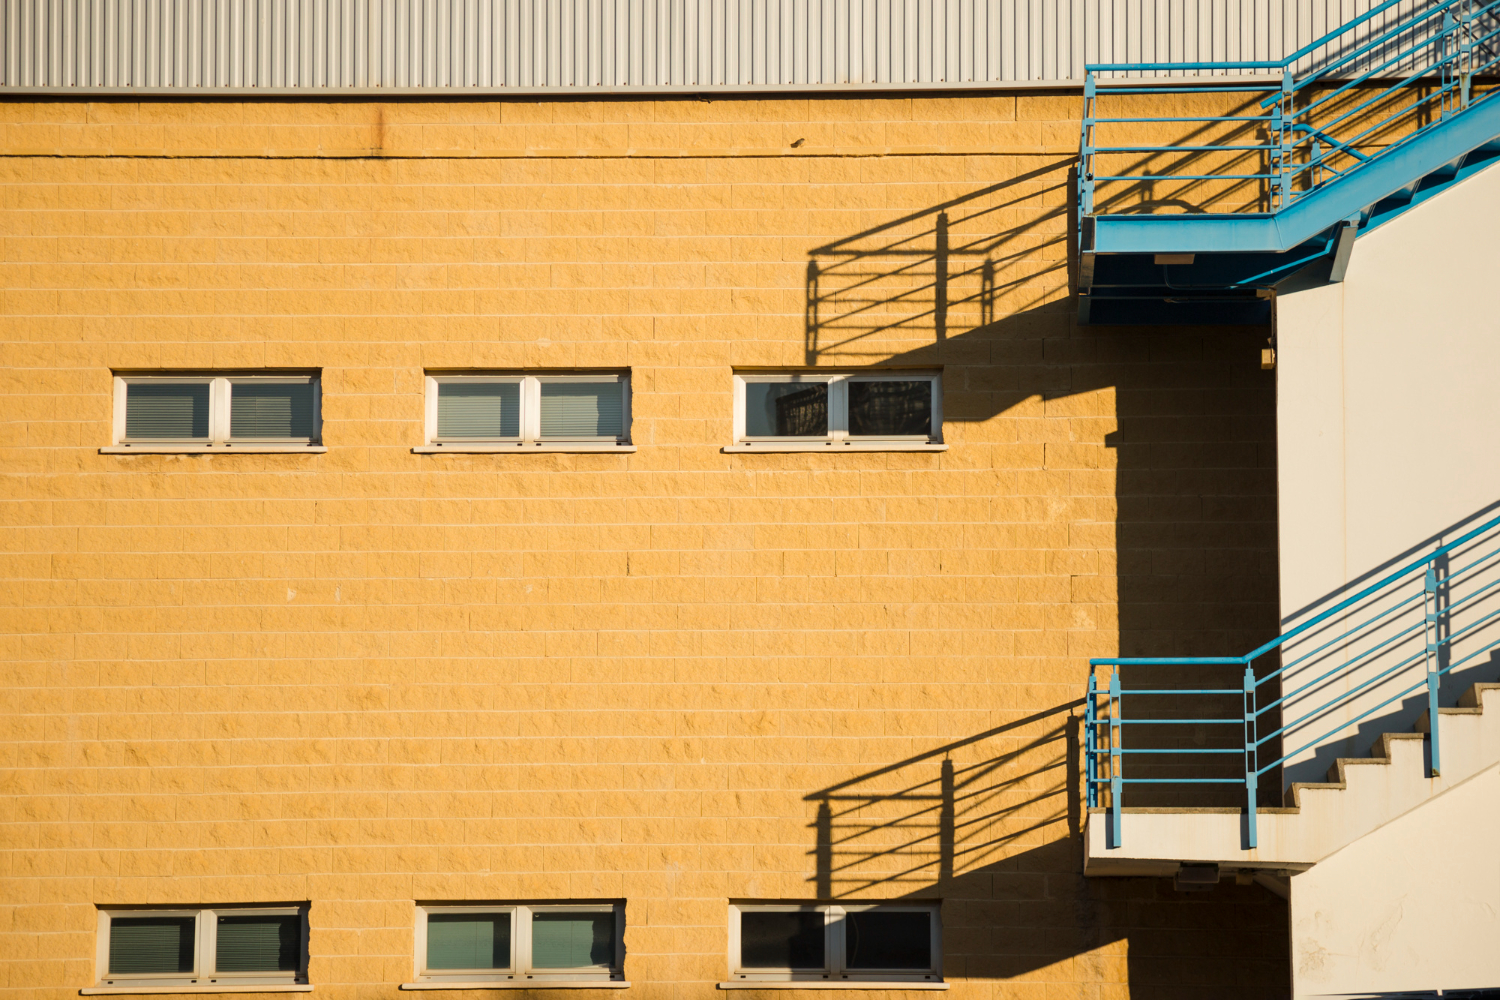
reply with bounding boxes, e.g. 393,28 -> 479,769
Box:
844,910 -> 932,970
229,382 -> 316,440
744,382 -> 828,437
847,380 -> 932,437
215,914 -> 300,973
108,916 -> 196,975
125,383 -> 210,440
530,911 -> 614,968
739,911 -> 825,969
426,913 -> 512,970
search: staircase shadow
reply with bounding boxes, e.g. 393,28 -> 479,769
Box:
795,161 -> 1285,993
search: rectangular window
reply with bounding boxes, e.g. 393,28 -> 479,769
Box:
111,374 -> 321,450
727,903 -> 940,984
732,373 -> 941,449
95,907 -> 307,988
423,373 -> 631,450
413,904 -> 625,985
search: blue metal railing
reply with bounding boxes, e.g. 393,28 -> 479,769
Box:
1086,512 -> 1500,848
1079,0 -> 1500,221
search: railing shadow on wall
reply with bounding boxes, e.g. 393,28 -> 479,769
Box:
794,160 -> 1285,992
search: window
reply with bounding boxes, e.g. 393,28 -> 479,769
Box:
725,903 -> 941,985
420,373 -> 632,452
93,906 -> 308,991
108,373 -> 322,452
410,903 -> 626,987
731,372 -> 943,451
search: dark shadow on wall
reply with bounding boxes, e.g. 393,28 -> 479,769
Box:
797,160 -> 1286,995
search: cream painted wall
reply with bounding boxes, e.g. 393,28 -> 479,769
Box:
1274,160 -> 1500,785
1289,762 -> 1500,997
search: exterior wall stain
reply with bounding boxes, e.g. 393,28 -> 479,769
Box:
0,94 -> 1285,999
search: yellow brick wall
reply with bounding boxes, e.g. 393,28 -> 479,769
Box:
0,95 -> 1285,1000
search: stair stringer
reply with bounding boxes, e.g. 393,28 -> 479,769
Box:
1083,684 -> 1500,874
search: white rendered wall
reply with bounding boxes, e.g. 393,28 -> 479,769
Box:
1275,160 -> 1500,786
1289,762 -> 1500,997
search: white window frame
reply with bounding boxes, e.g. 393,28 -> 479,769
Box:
90,906 -> 309,994
105,373 -> 324,454
407,903 -> 628,990
728,371 -> 945,452
417,373 -> 634,454
723,902 -> 943,988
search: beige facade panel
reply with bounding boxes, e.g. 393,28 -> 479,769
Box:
0,0 -> 1440,93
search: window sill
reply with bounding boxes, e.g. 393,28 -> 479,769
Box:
100,446 -> 327,455
400,983 -> 630,990
82,987 -> 312,995
717,983 -> 947,991
413,445 -> 636,454
722,443 -> 946,453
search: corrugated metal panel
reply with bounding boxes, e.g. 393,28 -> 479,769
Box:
0,0 -> 1449,91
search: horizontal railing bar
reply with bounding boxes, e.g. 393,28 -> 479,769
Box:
1091,657 -> 1246,665
1115,688 -> 1244,694
1092,173 -> 1275,181
1104,748 -> 1245,754
1439,634 -> 1500,674
1091,116 -> 1274,123
1088,60 -> 1285,71
1093,144 -> 1274,152
1115,778 -> 1245,784
1092,85 -> 1281,95
1110,719 -> 1246,725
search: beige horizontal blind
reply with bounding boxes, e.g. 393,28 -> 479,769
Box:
538,381 -> 623,439
124,383 -> 210,440
436,382 -> 521,440
229,382 -> 316,441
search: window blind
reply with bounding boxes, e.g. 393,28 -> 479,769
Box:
230,383 -> 315,440
214,915 -> 299,973
538,382 -> 623,439
426,914 -> 511,970
437,382 -> 521,439
108,916 -> 196,975
124,383 -> 210,440
530,912 -> 613,969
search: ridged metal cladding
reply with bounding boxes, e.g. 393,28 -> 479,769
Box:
0,0 -> 1431,92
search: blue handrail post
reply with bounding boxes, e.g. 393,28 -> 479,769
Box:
1243,662 -> 1258,849
1424,565 -> 1443,776
1276,70 -> 1294,208
1460,0 -> 1474,109
1109,668 -> 1123,848
1080,74 -> 1096,217
1085,669 -> 1098,808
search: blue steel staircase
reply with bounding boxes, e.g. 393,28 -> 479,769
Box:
1078,0 -> 1500,324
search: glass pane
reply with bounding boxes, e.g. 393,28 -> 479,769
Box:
538,381 -> 624,439
739,911 -> 825,970
215,914 -> 299,973
847,380 -> 932,438
437,382 -> 521,439
108,916 -> 196,975
125,383 -> 210,440
743,382 -> 828,438
230,382 -> 315,440
426,913 -> 511,971
530,912 -> 614,969
844,911 -> 932,971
